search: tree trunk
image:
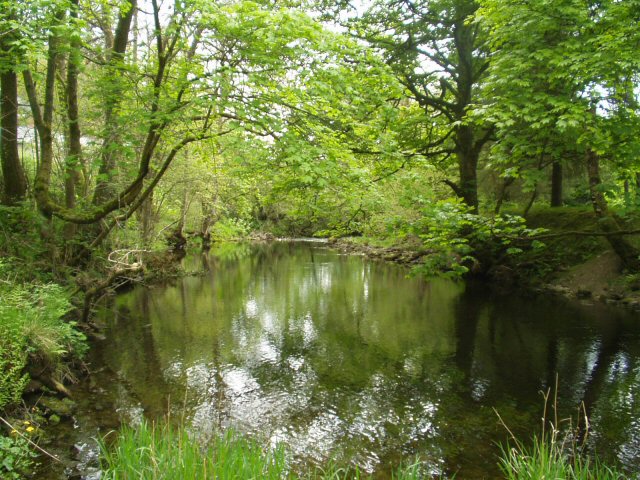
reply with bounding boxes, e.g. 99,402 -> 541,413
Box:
586,149 -> 640,271
65,0 -> 86,199
167,189 -> 190,251
453,10 -> 480,214
523,184 -> 538,217
23,16 -> 60,220
0,68 -> 27,205
138,191 -> 155,247
456,126 -> 480,213
200,199 -> 216,250
494,176 -> 515,215
550,161 -> 563,207
93,0 -> 138,206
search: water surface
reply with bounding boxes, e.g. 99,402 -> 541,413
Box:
64,242 -> 640,478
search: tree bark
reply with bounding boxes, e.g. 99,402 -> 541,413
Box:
0,68 -> 27,205
450,9 -> 490,214
65,0 -> 85,200
523,184 -> 538,217
138,193 -> 155,248
25,12 -> 61,219
586,149 -> 640,271
550,161 -> 563,207
456,124 -> 480,213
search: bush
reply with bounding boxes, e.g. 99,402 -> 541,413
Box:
410,200 -> 546,278
0,433 -> 37,479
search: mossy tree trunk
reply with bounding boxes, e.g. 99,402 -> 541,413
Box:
0,12 -> 28,206
93,0 -> 138,206
0,68 -> 27,205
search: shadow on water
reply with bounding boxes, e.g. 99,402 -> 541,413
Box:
41,241 -> 640,479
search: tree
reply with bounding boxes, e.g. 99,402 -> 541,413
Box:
349,0 -> 493,212
477,0 -> 640,270
0,2 -> 28,205
9,0 -> 390,255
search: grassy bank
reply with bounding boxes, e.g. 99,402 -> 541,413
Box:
0,259 -> 88,479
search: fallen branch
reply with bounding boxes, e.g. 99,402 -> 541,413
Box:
80,251 -> 146,322
511,228 -> 640,241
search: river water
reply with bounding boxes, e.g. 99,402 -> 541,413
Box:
46,241 -> 640,478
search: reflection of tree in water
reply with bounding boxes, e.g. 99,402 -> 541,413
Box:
97,243 -> 640,478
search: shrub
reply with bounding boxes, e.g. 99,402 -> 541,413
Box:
210,218 -> 251,242
411,200 -> 546,278
0,433 -> 37,479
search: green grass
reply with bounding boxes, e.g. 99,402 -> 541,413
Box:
101,407 -> 626,480
100,421 -> 425,479
497,384 -> 624,480
101,422 -> 289,480
499,434 -> 623,480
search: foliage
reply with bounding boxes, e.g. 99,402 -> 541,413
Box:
0,433 -> 37,480
408,200 -> 546,278
210,218 -> 251,242
0,260 -> 87,411
0,205 -> 52,275
476,0 -> 640,197
0,328 -> 28,411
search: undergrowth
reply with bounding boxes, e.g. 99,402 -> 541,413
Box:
0,258 -> 87,479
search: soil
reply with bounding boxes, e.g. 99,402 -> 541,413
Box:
542,250 -> 640,310
552,251 -> 621,298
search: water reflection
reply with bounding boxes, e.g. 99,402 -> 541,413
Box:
94,242 -> 640,479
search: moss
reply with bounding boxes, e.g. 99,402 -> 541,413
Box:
39,397 -> 76,418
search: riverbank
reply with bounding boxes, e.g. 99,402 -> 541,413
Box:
328,231 -> 640,312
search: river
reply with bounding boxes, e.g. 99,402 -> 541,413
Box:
43,241 -> 640,478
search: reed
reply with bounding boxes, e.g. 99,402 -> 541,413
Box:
497,381 -> 624,480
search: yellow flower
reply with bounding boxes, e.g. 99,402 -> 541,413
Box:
10,429 -> 18,435
26,426 -> 35,433
23,420 -> 30,425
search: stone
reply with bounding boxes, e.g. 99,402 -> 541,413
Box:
576,289 -> 592,299
40,396 -> 77,418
